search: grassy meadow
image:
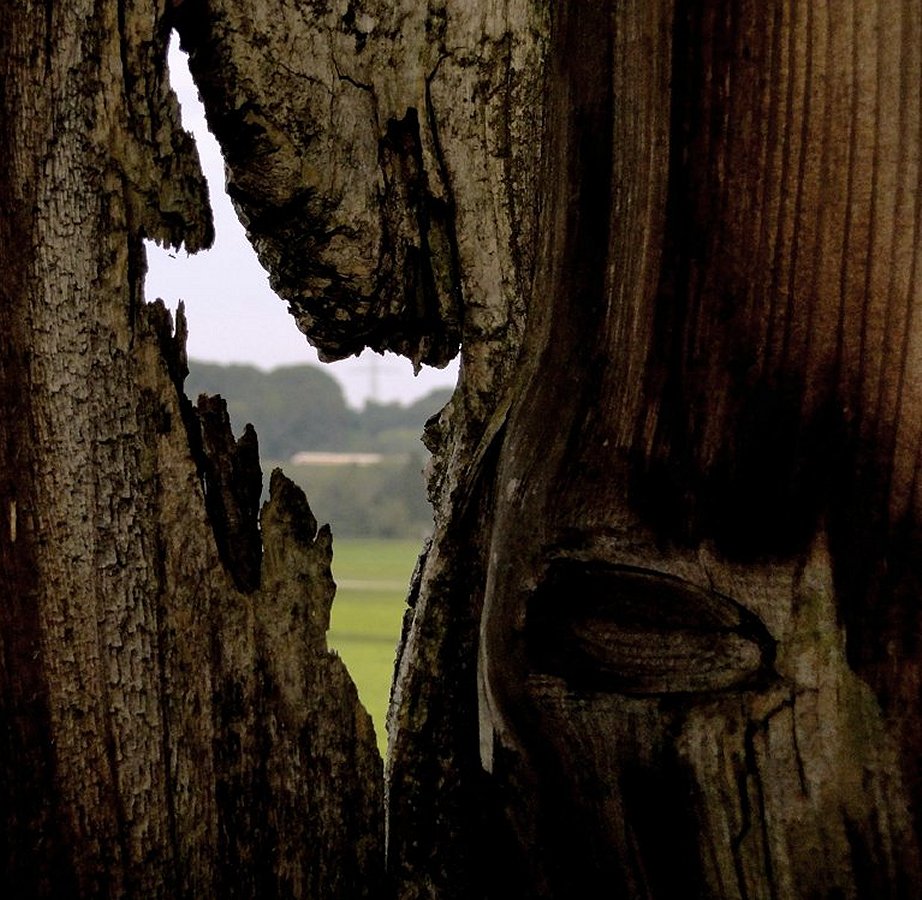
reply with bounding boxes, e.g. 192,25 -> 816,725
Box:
327,538 -> 423,753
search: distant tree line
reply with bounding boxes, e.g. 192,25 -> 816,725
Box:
186,361 -> 452,459
282,456 -> 434,540
186,361 -> 451,538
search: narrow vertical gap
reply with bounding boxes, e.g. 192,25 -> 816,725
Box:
148,34 -> 455,750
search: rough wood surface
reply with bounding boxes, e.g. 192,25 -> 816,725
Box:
0,2 -> 382,895
176,0 -> 922,897
6,0 -> 922,897
174,0 -> 922,897
175,5 -> 549,893
480,1 -> 922,895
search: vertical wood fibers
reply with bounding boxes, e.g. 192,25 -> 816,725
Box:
635,0 -> 922,545
478,0 -> 922,895
174,0 -> 922,894
0,6 -> 73,892
5,0 -> 922,896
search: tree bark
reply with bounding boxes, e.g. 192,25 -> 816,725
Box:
0,2 -> 382,896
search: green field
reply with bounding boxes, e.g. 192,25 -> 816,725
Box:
327,538 -> 423,753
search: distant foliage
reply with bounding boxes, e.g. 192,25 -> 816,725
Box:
186,361 -> 452,458
283,455 -> 434,539
186,361 -> 451,538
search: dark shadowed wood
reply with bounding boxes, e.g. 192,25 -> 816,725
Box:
480,1 -> 922,896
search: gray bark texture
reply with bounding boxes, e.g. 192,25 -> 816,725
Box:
4,0 -> 922,898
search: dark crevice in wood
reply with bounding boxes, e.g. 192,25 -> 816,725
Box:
378,106 -> 463,367
742,716 -> 778,900
619,757 -> 710,898
196,397 -> 263,593
143,301 -> 264,593
387,483 -> 495,897
423,62 -> 465,350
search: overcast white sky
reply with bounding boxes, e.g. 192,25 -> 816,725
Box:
144,41 -> 459,410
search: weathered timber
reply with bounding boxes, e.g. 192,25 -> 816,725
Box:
5,0 -> 922,897
0,2 -> 382,895
178,0 -> 922,897
175,4 -> 550,893
480,1 -> 922,895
